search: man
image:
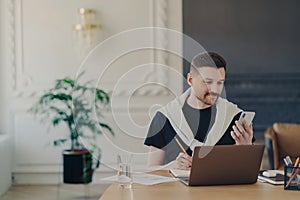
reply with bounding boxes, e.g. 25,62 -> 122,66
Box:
144,52 -> 254,170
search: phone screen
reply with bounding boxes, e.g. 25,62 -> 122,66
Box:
239,111 -> 255,126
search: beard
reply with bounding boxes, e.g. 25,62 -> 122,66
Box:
197,92 -> 219,106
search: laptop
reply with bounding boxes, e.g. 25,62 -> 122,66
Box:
178,144 -> 265,186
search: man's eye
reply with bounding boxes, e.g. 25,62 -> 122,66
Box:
217,81 -> 224,85
204,81 -> 212,85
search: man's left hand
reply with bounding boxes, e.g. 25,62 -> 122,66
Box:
230,118 -> 253,145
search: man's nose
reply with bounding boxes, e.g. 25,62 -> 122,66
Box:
209,83 -> 219,93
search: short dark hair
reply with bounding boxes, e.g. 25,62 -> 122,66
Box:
190,52 -> 227,74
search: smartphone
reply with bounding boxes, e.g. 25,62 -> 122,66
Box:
239,111 -> 255,127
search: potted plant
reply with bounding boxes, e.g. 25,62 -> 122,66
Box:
29,74 -> 114,184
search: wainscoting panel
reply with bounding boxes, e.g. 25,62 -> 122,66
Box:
225,73 -> 300,136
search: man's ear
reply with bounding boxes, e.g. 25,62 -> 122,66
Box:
187,73 -> 193,86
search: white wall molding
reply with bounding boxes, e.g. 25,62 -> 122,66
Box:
140,0 -> 170,96
5,0 -> 182,184
104,82 -> 173,97
8,0 -> 36,98
8,0 -> 174,99
8,0 -> 16,90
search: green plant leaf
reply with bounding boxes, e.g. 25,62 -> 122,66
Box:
53,139 -> 67,146
52,117 -> 63,126
99,122 -> 115,136
96,89 -> 110,104
29,73 -> 114,152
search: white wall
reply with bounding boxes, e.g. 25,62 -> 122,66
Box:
0,0 -> 9,134
0,0 -> 12,195
1,0 -> 182,184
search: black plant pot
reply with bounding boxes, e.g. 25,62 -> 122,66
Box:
63,149 -> 93,184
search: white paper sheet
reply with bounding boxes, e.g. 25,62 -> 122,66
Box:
101,173 -> 178,185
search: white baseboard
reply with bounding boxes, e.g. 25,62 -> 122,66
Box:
12,171 -> 116,185
12,162 -> 146,185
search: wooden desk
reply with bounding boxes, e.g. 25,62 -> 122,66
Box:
99,171 -> 298,200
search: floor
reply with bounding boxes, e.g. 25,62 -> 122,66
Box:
0,184 -> 110,200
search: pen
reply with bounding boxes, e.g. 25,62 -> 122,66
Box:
290,157 -> 299,176
174,136 -> 188,155
285,157 -> 299,188
292,157 -> 299,171
286,156 -> 293,166
283,158 -> 289,166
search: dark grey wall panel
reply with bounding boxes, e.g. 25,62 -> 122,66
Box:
225,73 -> 300,136
183,0 -> 300,136
183,0 -> 300,74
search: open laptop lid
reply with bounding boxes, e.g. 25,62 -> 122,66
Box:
188,144 -> 265,186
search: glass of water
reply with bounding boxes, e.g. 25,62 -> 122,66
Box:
117,154 -> 132,188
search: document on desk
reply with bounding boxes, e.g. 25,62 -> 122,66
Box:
133,173 -> 178,185
169,169 -> 190,178
101,173 -> 178,185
